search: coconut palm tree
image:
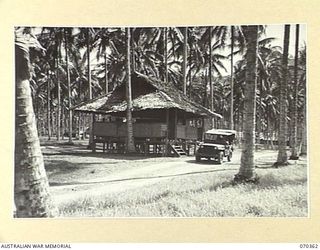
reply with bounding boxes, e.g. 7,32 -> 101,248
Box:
190,27 -> 227,114
34,28 -> 61,140
230,25 -> 235,129
55,29 -> 62,141
15,28 -> 56,217
298,46 -> 307,156
163,27 -> 168,82
213,25 -> 246,129
85,28 -> 94,147
208,26 -> 214,112
182,27 -> 188,95
125,27 -> 135,153
47,70 -> 52,140
64,28 -> 73,144
290,24 -> 300,160
234,25 -> 259,183
275,25 -> 290,166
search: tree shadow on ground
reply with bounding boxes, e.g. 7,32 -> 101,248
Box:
186,159 -> 223,165
45,160 -> 111,176
186,159 -> 243,167
43,150 -> 164,161
257,174 -> 307,189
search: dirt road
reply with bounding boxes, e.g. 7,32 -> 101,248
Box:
43,142 -> 280,206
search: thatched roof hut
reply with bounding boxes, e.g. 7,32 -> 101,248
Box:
73,72 -> 222,119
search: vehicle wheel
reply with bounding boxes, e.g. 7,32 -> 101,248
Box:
196,156 -> 201,162
227,152 -> 232,162
217,152 -> 223,164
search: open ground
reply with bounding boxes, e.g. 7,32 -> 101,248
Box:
42,139 -> 308,217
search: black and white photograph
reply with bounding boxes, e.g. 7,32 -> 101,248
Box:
14,24 -> 307,218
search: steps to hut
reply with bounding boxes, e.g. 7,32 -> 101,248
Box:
170,144 -> 187,157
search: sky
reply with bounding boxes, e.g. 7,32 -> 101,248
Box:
32,24 -> 307,77
220,24 -> 307,76
265,24 -> 306,56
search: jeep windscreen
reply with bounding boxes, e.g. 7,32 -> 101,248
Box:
204,134 -> 226,144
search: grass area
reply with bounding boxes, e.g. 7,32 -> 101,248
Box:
57,161 -> 308,217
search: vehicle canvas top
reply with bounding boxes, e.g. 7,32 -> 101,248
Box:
203,129 -> 236,145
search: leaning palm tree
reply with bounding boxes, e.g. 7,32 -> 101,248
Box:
234,25 -> 259,183
275,25 -> 290,166
125,27 -> 135,153
15,28 -> 56,217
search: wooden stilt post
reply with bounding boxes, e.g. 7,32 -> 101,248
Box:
92,114 -> 96,152
165,109 -> 170,156
174,109 -> 178,140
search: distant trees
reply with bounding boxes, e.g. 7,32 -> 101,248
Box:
22,25 -> 306,157
14,24 -> 307,216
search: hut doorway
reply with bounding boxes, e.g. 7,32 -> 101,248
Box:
168,109 -> 177,140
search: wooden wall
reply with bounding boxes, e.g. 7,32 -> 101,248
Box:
176,124 -> 198,140
93,121 -> 167,138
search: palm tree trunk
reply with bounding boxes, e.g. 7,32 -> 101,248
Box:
203,68 -> 208,107
275,25 -> 290,166
163,27 -> 168,83
234,25 -> 259,183
86,28 -> 94,148
183,27 -> 187,95
64,29 -> 73,143
51,107 -> 55,137
256,77 -> 263,147
105,51 -> 108,94
300,75 -> 307,156
209,27 -> 214,112
61,103 -> 65,139
87,29 -> 92,100
131,29 -> 136,72
230,25 -> 234,130
47,73 -> 51,140
300,119 -> 307,155
126,27 -> 135,153
15,44 -> 55,217
56,40 -> 61,141
15,78 -> 56,217
188,66 -> 192,97
290,24 -> 300,160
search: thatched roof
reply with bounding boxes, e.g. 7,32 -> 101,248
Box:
73,72 -> 222,118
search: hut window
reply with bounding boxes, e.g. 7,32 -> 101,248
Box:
189,120 -> 195,127
196,119 -> 202,127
